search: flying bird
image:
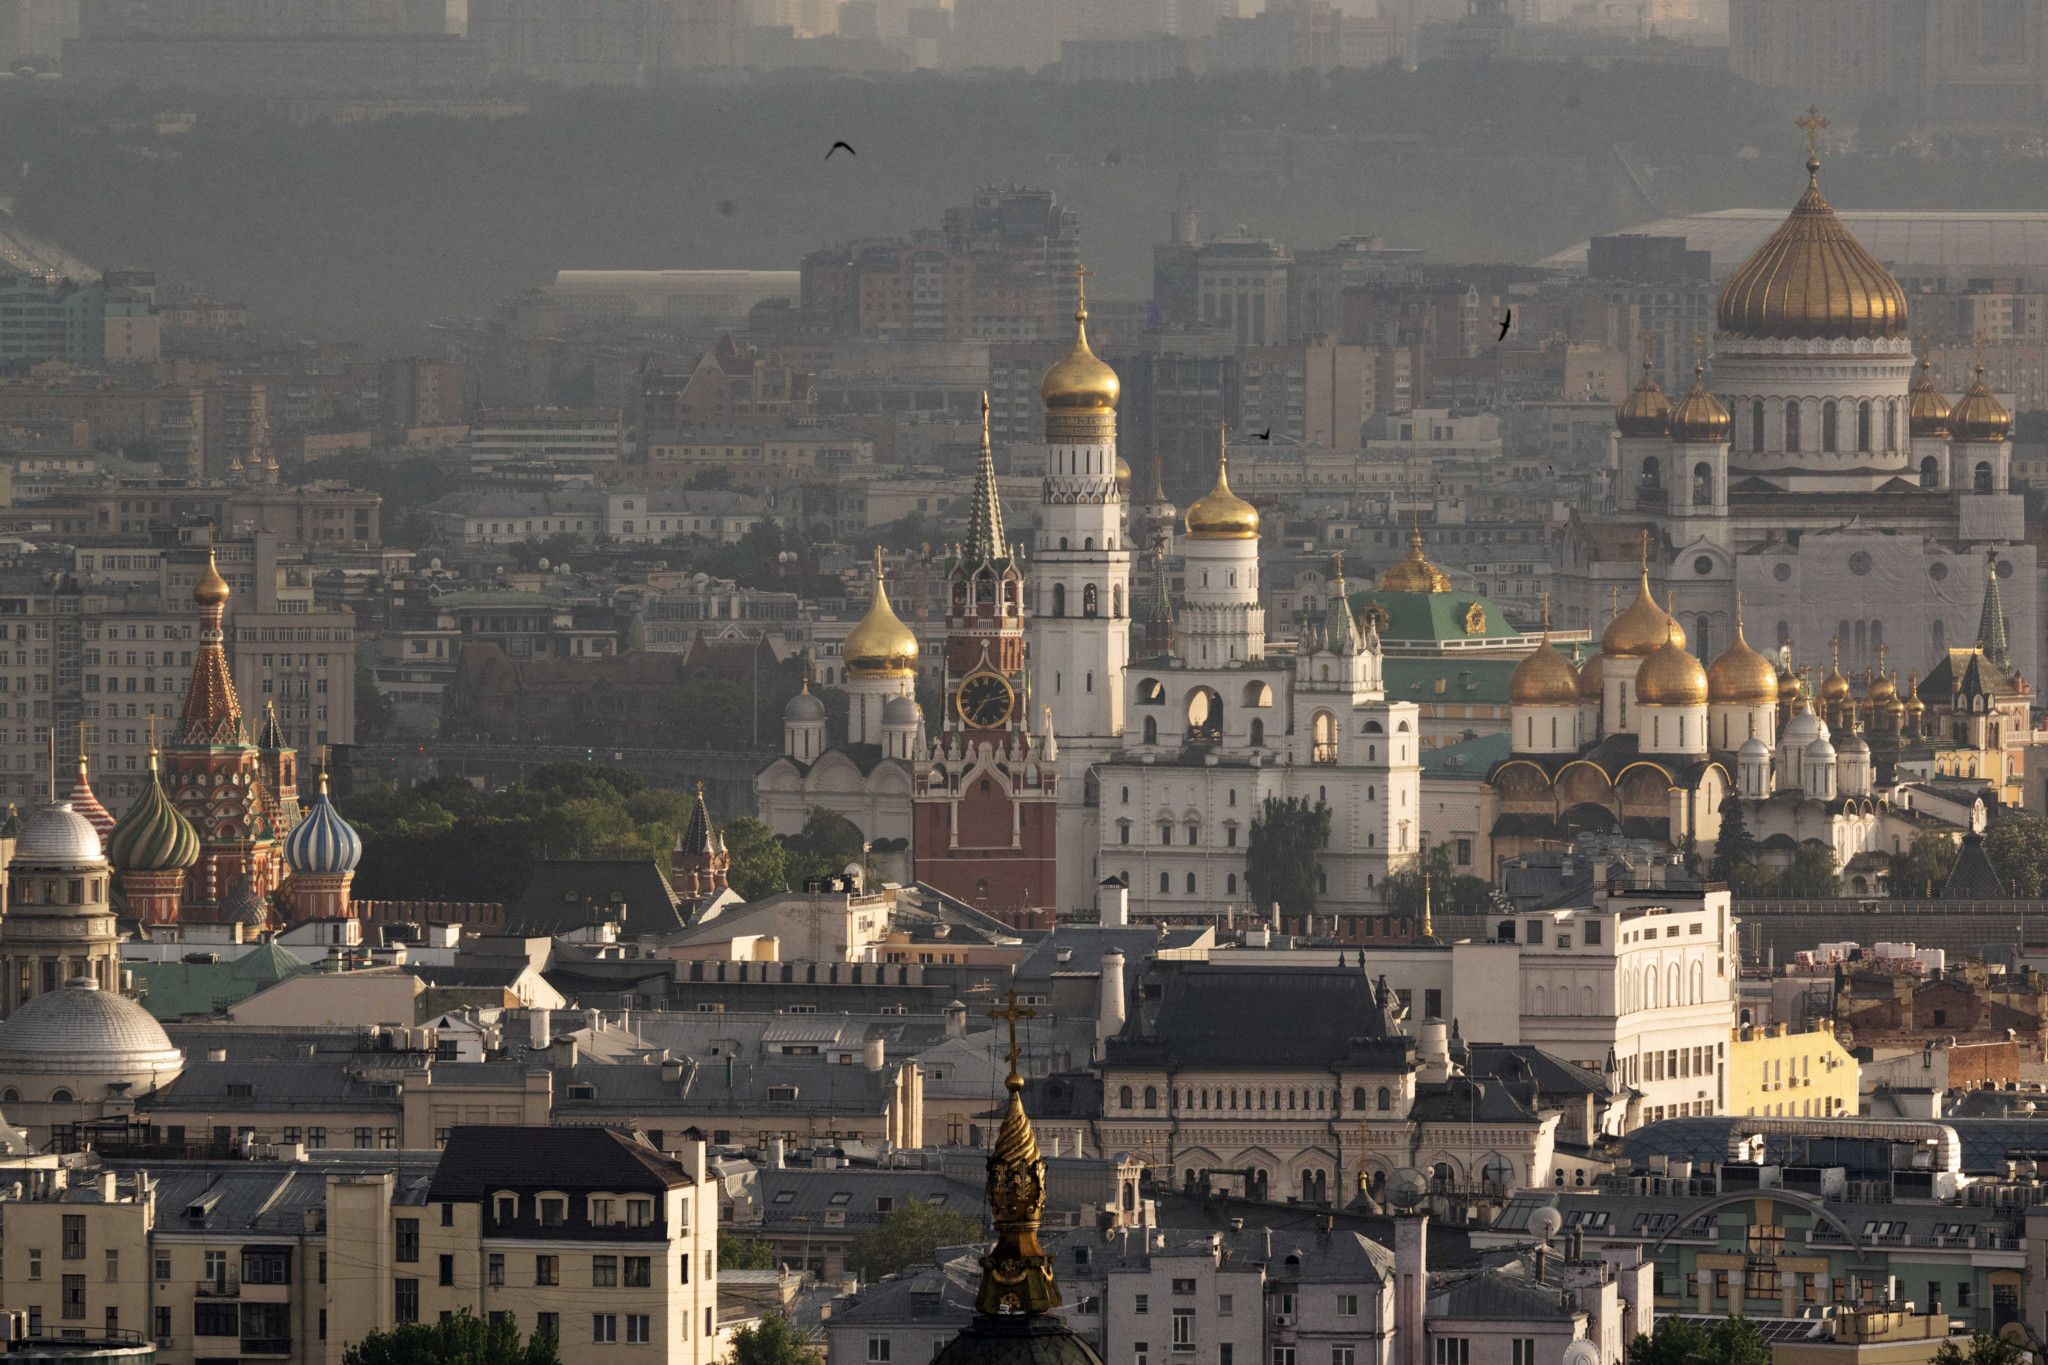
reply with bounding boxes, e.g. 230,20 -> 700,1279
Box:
1498,309 -> 1513,341
826,141 -> 856,159
1254,428 -> 1272,441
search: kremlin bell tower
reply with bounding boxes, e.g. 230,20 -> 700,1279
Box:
1027,267 -> 1131,916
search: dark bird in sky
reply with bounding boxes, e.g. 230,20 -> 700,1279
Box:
826,141 -> 856,159
716,199 -> 736,216
1254,428 -> 1272,440
1498,310 -> 1513,341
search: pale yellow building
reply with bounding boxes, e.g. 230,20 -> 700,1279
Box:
1726,1020 -> 1859,1120
0,1126 -> 720,1365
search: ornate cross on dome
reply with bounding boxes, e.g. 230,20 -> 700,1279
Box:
1540,591 -> 1551,635
1796,105 -> 1828,158
1331,550 -> 1344,581
988,990 -> 1037,1073
1635,328 -> 1657,368
1073,263 -> 1091,316
1689,332 -> 1708,370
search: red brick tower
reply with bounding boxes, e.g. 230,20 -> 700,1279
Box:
912,397 -> 1059,928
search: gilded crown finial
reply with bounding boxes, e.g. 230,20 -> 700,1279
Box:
1074,263 -> 1091,321
975,990 -> 1060,1317
1540,591 -> 1551,638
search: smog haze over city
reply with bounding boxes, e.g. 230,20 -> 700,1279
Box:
10,3 -> 2048,1365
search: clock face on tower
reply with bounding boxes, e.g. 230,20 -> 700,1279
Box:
956,670 -> 1015,730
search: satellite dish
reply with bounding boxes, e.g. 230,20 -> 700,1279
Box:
428,557 -> 442,571
537,558 -> 550,571
1564,1342 -> 1600,1365
1530,1206 -> 1565,1241
1384,1167 -> 1428,1212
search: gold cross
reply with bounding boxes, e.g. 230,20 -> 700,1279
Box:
1074,263 -> 1092,313
987,989 -> 1038,1072
872,545 -> 885,579
1540,590 -> 1551,634
1796,105 -> 1828,158
1331,550 -> 1345,581
1635,329 -> 1657,367
1689,333 -> 1707,369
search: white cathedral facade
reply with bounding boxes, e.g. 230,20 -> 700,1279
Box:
1565,141 -> 2036,694
1025,281 -> 1424,921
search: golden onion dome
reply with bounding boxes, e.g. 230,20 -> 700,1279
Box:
1510,601 -> 1579,707
1601,549 -> 1682,659
1669,363 -> 1731,443
1379,525 -> 1453,593
1950,366 -> 2013,443
1115,455 -> 1132,495
1040,278 -> 1120,412
1616,360 -> 1673,438
194,549 -> 230,606
1904,672 -> 1924,715
1826,658 -> 1859,712
1577,647 -> 1607,701
1908,359 -> 1952,438
1185,435 -> 1259,541
1716,150 -> 1908,342
1637,630 -> 1709,707
843,557 -> 919,679
1780,667 -> 1805,709
1867,670 -> 1898,705
1706,603 -> 1778,707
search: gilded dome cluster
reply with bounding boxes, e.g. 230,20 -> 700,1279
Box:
1601,560 -> 1685,660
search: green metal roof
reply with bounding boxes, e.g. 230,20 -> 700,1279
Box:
1384,657 -> 1519,706
1420,731 -> 1513,782
131,940 -> 312,1020
1350,588 -> 1523,642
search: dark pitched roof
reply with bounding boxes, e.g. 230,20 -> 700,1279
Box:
426,1126 -> 692,1201
1465,1045 -> 1614,1099
1428,1267 -> 1583,1322
1408,1074 -> 1542,1125
1941,832 -> 2006,899
1111,966 -> 1410,1070
507,859 -> 686,939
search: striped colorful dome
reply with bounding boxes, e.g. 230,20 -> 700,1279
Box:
284,773 -> 362,876
68,752 -> 113,840
106,756 -> 199,874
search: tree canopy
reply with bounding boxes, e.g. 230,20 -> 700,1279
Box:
1625,1316 -> 1769,1365
1984,812 -> 2048,897
1382,841 -> 1496,921
1932,1334 -> 2030,1365
718,1230 -> 778,1271
341,764 -> 702,905
341,1311 -> 559,1365
847,1200 -> 985,1282
1709,793 -> 1758,888
1889,831 -> 1956,899
1245,796 -> 1332,921
724,1314 -> 814,1365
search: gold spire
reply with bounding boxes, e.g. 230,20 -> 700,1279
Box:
1185,423 -> 1259,541
1419,862 -> 1434,940
1821,639 -> 1852,704
975,991 -> 1060,1317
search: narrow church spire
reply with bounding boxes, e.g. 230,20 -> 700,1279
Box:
965,392 -> 1007,563
975,991 -> 1061,1317
1979,549 -> 2010,669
